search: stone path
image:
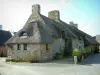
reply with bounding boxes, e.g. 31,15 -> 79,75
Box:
0,53 -> 100,75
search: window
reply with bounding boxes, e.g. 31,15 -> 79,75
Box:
46,44 -> 48,51
19,31 -> 28,36
17,44 -> 21,50
79,46 -> 81,49
24,44 -> 27,50
62,31 -> 65,38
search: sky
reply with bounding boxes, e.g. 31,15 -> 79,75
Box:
0,0 -> 100,36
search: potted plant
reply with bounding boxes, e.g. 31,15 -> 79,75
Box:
72,48 -> 81,64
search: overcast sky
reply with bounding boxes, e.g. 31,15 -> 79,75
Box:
0,0 -> 100,36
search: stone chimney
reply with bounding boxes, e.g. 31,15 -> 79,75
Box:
69,21 -> 78,28
48,10 -> 60,20
32,4 -> 40,14
0,25 -> 2,30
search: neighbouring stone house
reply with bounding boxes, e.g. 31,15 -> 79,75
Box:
6,4 -> 99,62
0,29 -> 12,57
94,35 -> 100,50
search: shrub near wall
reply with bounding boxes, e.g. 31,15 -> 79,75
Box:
94,46 -> 99,53
72,48 -> 81,56
54,50 -> 64,60
91,46 -> 95,53
6,58 -> 26,62
85,47 -> 91,56
90,45 -> 99,54
72,48 -> 82,62
81,47 -> 91,59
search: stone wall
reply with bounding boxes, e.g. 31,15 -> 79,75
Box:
38,38 -> 65,61
51,38 -> 65,56
0,46 -> 7,57
95,35 -> 100,50
39,44 -> 52,61
7,38 -> 65,62
7,44 -> 41,61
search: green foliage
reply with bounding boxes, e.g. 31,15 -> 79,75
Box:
6,59 -> 11,62
81,48 -> 86,54
54,51 -> 64,59
63,49 -> 71,56
94,46 -> 99,53
90,46 -> 95,52
72,48 -> 81,56
85,47 -> 91,53
81,47 -> 91,54
6,58 -> 26,62
90,46 -> 99,53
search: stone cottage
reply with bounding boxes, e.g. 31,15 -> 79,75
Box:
6,4 -> 98,62
94,35 -> 100,50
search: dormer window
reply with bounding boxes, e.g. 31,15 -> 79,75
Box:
20,31 -> 28,36
20,31 -> 28,38
23,33 -> 28,36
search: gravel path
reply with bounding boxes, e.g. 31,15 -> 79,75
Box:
0,53 -> 100,75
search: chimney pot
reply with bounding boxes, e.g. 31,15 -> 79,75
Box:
48,10 -> 60,20
69,21 -> 78,28
32,4 -> 40,14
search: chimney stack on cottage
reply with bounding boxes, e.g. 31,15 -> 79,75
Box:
48,10 -> 60,20
69,21 -> 78,28
32,4 -> 40,14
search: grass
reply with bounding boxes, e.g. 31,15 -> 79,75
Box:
6,61 -> 29,64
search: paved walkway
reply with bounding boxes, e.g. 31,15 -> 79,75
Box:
0,53 -> 100,75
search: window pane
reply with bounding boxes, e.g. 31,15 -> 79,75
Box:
24,44 -> 27,50
18,44 -> 21,50
46,44 -> 48,51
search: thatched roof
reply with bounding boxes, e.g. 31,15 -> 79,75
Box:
6,4 -> 98,45
6,7 -> 58,44
6,4 -> 77,44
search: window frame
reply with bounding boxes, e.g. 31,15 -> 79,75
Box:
19,31 -> 28,36
46,44 -> 48,51
17,44 -> 21,50
24,44 -> 27,50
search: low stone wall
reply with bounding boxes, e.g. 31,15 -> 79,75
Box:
0,46 -> 7,57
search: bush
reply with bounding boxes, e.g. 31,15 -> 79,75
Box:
63,50 -> 71,56
81,47 -> 91,54
91,46 -> 95,53
72,48 -> 81,56
81,47 -> 92,58
81,48 -> 86,54
54,51 -> 64,59
6,59 -> 11,62
85,47 -> 91,54
94,46 -> 99,53
6,58 -> 26,62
